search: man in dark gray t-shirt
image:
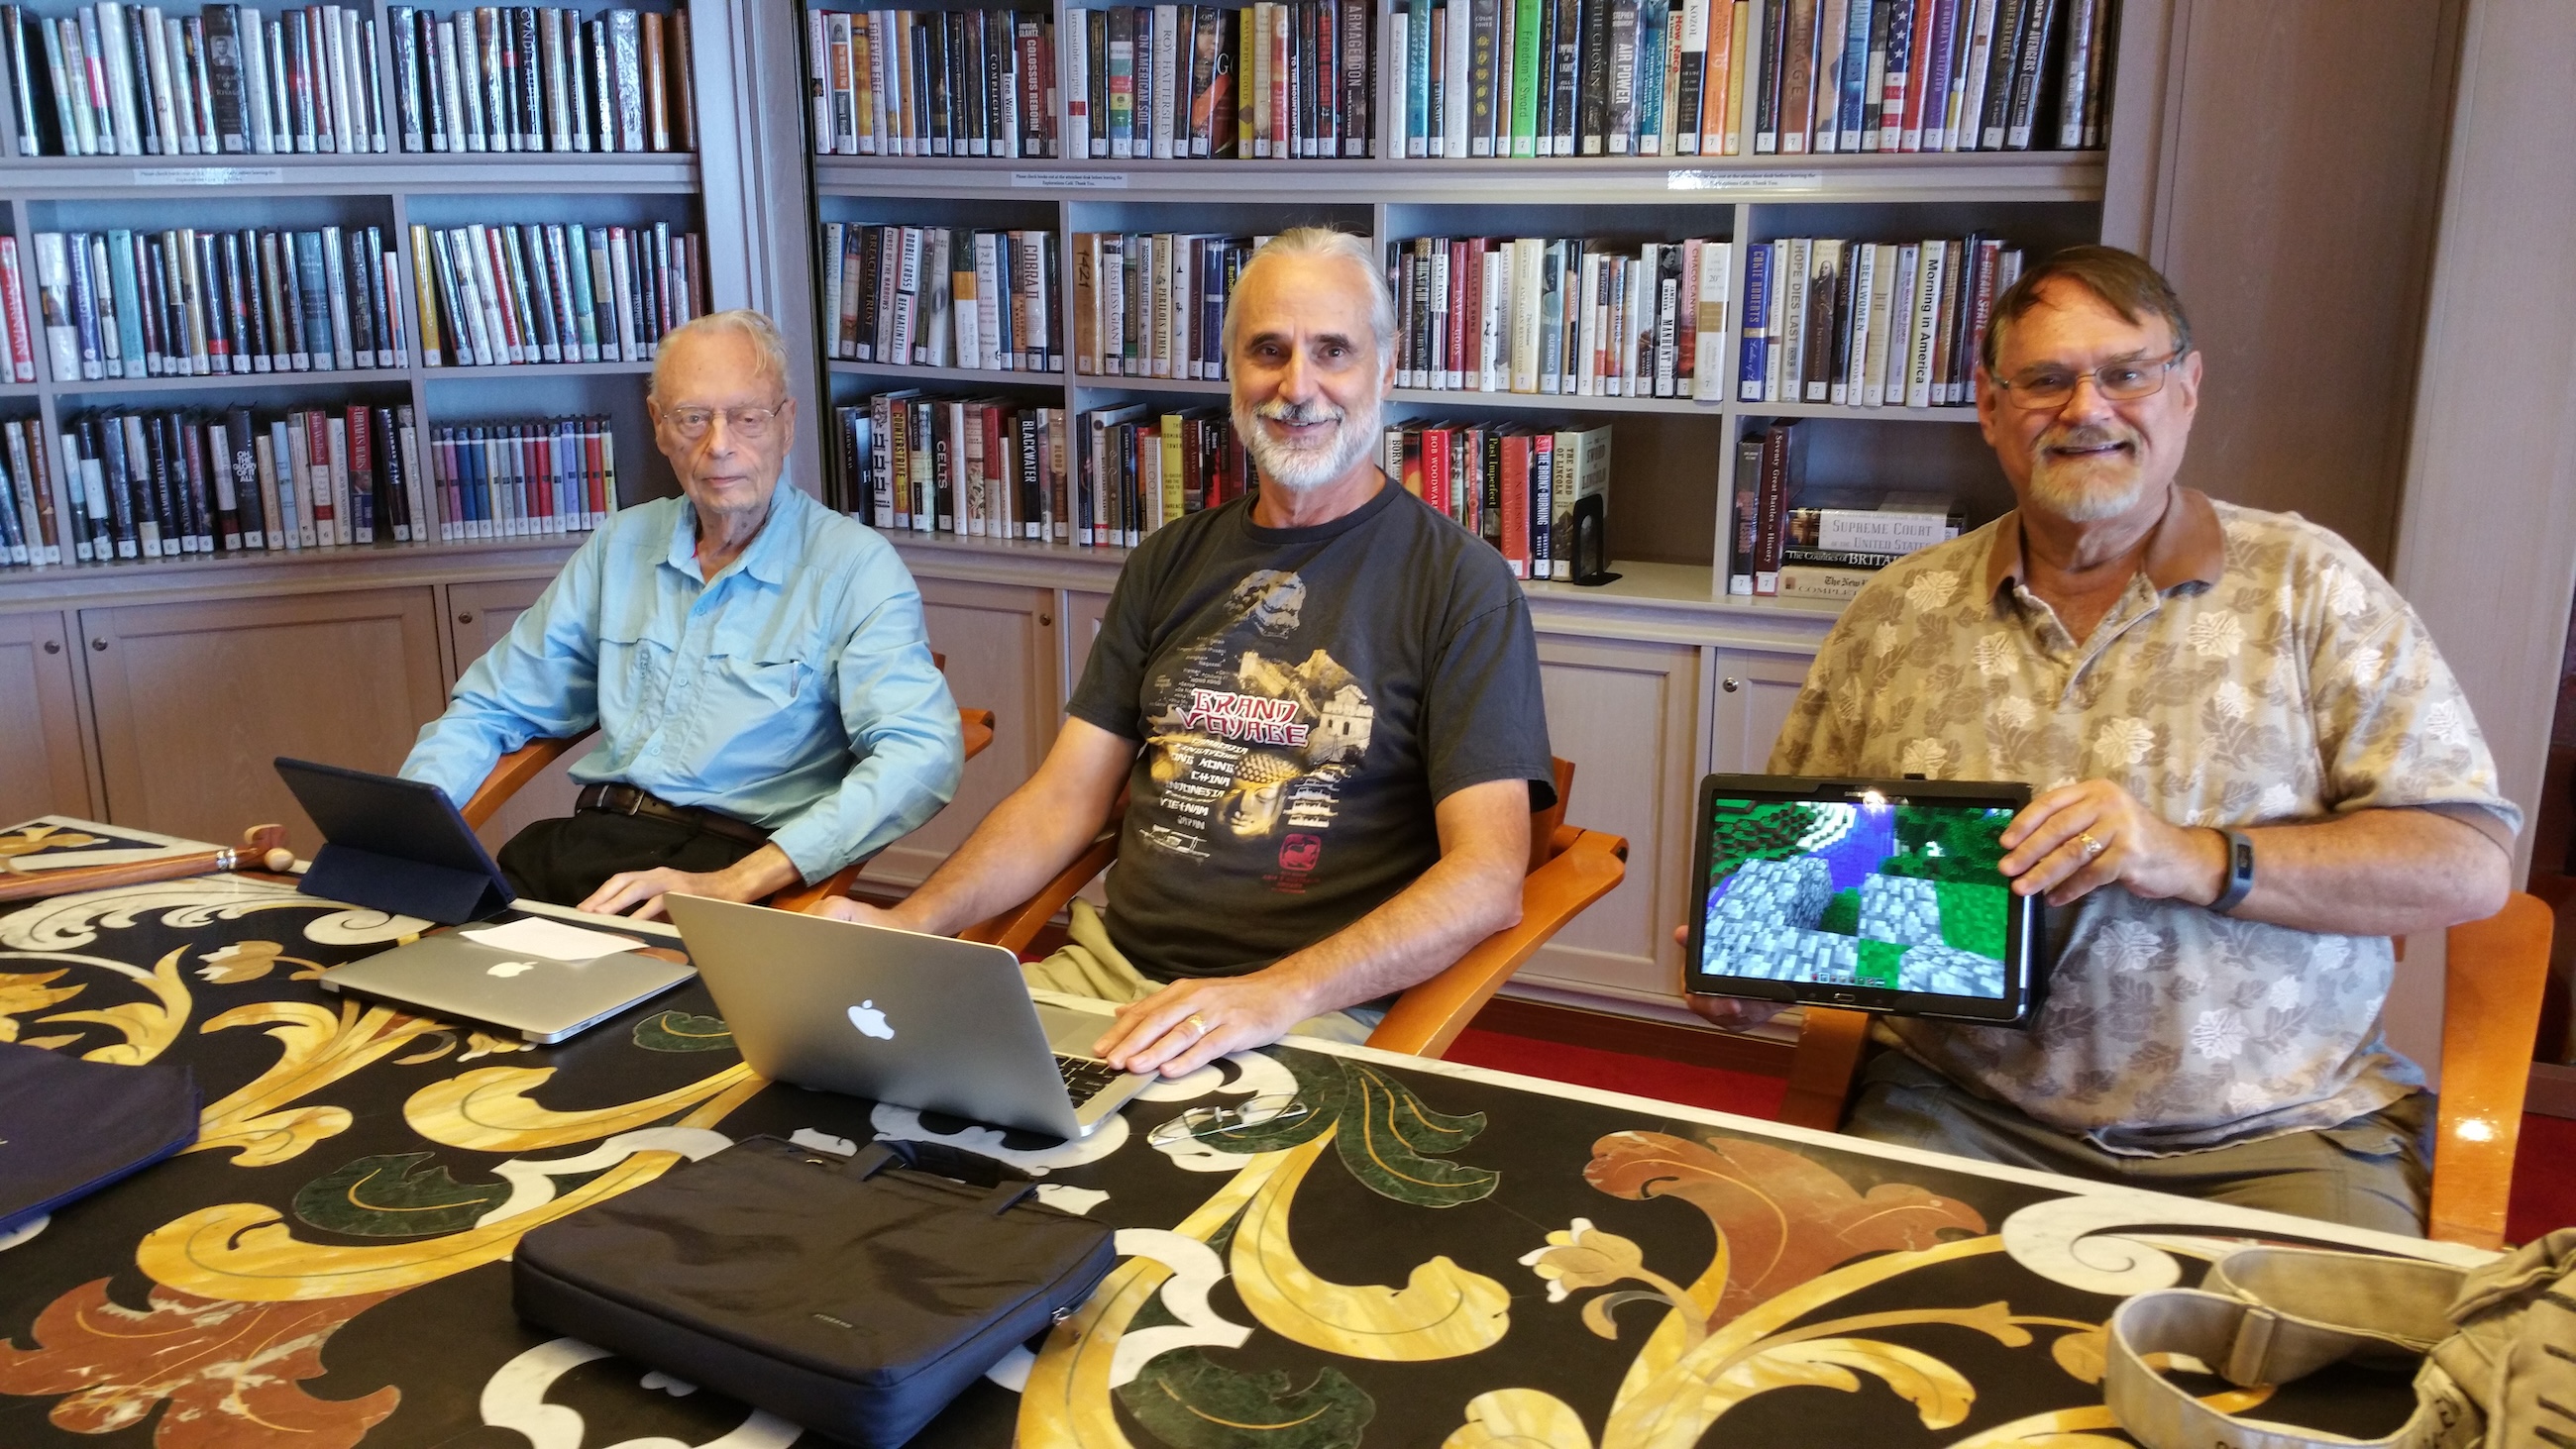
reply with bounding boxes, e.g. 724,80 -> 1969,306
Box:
814,228 -> 1555,1079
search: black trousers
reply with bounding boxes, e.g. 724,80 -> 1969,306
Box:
496,810 -> 764,907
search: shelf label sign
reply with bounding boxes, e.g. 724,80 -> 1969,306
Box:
133,166 -> 285,186
1013,170 -> 1127,190
1665,169 -> 1824,192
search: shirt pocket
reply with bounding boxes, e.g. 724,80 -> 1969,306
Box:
594,621 -> 676,732
699,649 -> 826,776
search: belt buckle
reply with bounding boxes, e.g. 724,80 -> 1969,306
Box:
618,786 -> 645,818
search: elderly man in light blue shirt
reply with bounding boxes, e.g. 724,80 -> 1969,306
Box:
403,308 -> 961,918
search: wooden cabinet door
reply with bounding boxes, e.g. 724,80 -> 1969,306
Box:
1706,648 -> 1815,775
1517,634 -> 1705,1008
81,588 -> 449,859
1060,587 -> 1113,709
0,610 -> 96,823
447,577 -> 598,855
877,578 -> 1060,888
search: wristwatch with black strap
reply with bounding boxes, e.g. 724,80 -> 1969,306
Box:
2209,829 -> 2256,914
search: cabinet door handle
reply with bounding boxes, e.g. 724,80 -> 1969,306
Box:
1038,612 -> 1053,626
91,639 -> 109,652
1721,676 -> 1740,693
457,611 -> 475,624
43,640 -> 61,654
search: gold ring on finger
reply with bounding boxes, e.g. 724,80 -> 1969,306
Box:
1183,1012 -> 1209,1040
2077,833 -> 2106,860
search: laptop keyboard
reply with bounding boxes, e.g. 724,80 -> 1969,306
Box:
1055,1054 -> 1127,1106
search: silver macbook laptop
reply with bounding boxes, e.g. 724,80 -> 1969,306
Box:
662,893 -> 1154,1140
317,913 -> 694,1044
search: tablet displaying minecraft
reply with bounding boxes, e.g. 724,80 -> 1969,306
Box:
1684,776 -> 2042,1026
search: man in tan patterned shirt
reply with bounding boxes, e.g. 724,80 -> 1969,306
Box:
1710,247 -> 2519,1234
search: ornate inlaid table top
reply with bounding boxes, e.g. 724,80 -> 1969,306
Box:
0,825 -> 2479,1448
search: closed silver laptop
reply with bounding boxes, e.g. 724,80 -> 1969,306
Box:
662,893 -> 1153,1140
318,932 -> 695,1044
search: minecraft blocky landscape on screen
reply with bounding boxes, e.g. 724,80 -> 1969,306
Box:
1699,797 -> 2013,997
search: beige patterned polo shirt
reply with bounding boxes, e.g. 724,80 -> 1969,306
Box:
1771,487 -> 2521,1154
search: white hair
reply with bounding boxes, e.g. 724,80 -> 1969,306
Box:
1220,227 -> 1398,366
650,308 -> 791,399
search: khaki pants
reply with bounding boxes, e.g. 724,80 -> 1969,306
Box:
1845,1050 -> 2431,1236
1020,900 -> 1382,1048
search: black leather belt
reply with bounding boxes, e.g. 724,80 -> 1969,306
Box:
575,783 -> 770,848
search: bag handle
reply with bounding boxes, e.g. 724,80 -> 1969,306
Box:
851,1139 -> 1037,1214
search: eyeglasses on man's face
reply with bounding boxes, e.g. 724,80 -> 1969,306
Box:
1989,349 -> 2189,411
660,403 -> 787,442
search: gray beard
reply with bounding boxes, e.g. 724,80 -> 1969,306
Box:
1235,393 -> 1383,494
2025,431 -> 2151,522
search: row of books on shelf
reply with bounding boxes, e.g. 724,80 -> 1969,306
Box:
1388,0 -> 2108,161
1738,232 -> 2019,407
413,221 -> 702,367
1061,2 -> 1375,160
0,404 -> 621,569
1383,417 -> 1609,579
4,2 -> 695,157
385,5 -> 696,154
33,226 -> 404,383
827,386 -> 1619,586
835,392 -> 1263,545
1390,234 -> 1727,397
6,1 -> 383,156
24,403 -> 427,565
834,392 -> 1076,541
805,7 -> 1057,158
1071,231 -> 1254,380
1726,417 -> 1959,599
19,220 -> 696,384
820,223 -> 1061,372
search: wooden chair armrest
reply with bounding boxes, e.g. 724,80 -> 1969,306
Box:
2428,891 -> 2553,1249
460,727 -> 597,829
1777,1005 -> 1875,1132
959,708 -> 997,762
767,859 -> 868,915
957,826 -> 1122,955
1365,829 -> 1630,1059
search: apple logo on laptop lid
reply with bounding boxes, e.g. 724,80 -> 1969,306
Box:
847,1000 -> 895,1040
487,960 -> 538,979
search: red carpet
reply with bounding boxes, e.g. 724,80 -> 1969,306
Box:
1449,1026 -> 2576,1246
1448,1026 -> 1785,1118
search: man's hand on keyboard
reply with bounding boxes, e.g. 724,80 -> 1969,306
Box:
1096,975 -> 1311,1078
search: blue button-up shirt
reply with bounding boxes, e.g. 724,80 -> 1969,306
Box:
402,484 -> 962,880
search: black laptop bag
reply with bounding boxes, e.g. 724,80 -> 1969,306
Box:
512,1134 -> 1116,1447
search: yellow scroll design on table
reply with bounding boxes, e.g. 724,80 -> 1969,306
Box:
138,1062 -> 767,1301
1229,1135 -> 1512,1361
1,947 -> 192,1064
1019,1151 -> 1289,1449
187,997 -> 455,1166
403,1062 -> 759,1152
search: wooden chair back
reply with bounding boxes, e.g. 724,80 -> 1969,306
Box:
1775,890 -> 2558,1248
957,758 -> 1628,1061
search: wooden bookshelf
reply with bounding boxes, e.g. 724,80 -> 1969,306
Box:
0,0 -> 743,849
767,0 -> 2164,1023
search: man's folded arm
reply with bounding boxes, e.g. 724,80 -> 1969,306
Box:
763,591 -> 965,883
399,551 -> 606,806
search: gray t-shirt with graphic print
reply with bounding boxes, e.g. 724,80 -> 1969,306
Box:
1067,482 -> 1555,982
